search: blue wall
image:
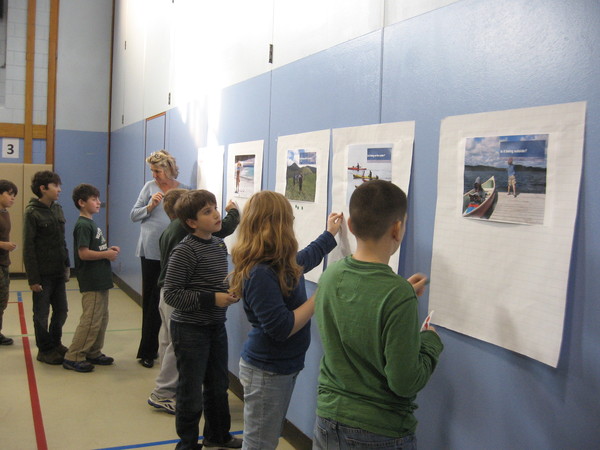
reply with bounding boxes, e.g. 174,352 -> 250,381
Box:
108,0 -> 600,447
53,129 -> 109,267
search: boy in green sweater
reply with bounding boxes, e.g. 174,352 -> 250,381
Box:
314,180 -> 443,448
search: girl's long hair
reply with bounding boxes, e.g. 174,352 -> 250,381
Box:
229,191 -> 302,298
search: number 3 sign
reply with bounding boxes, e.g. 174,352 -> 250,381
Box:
2,138 -> 19,159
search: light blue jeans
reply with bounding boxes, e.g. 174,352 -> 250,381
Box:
313,416 -> 417,449
239,358 -> 299,450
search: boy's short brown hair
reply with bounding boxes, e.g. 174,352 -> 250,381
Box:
72,183 -> 100,210
349,180 -> 407,240
163,188 -> 188,219
31,171 -> 61,198
175,189 -> 217,233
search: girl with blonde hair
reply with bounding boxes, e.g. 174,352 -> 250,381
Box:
230,190 -> 343,450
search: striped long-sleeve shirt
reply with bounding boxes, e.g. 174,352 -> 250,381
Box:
163,233 -> 229,325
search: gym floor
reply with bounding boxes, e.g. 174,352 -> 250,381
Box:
0,278 -> 296,449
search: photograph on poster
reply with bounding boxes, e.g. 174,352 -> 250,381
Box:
346,144 -> 393,205
233,154 -> 256,198
463,134 -> 547,225
285,149 -> 317,202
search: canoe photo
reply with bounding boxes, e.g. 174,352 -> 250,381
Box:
463,134 -> 548,225
346,143 -> 393,204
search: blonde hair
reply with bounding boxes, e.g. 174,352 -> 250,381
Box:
229,191 -> 302,297
146,150 -> 179,179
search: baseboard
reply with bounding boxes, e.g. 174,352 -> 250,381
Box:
112,273 -> 142,306
228,372 -> 312,450
113,274 -> 312,449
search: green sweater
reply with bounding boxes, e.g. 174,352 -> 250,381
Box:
314,256 -> 443,437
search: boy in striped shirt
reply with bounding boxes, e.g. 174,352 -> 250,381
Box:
164,190 -> 241,450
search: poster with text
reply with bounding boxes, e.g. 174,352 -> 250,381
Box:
224,140 -> 264,254
275,129 -> 330,283
329,122 -> 416,274
429,102 -> 586,367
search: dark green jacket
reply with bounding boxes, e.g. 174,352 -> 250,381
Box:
23,198 -> 70,286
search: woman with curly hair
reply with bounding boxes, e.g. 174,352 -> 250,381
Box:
229,191 -> 342,450
131,150 -> 189,368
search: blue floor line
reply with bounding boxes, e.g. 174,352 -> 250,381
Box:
95,430 -> 244,450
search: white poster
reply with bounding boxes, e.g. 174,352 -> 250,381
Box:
329,122 -> 416,274
197,145 -> 225,209
275,129 -> 330,283
224,140 -> 264,253
429,102 -> 586,367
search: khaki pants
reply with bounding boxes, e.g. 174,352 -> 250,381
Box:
65,290 -> 109,361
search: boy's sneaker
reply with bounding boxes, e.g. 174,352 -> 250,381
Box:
202,437 -> 242,449
36,349 -> 64,365
147,392 -> 176,415
63,359 -> 94,373
86,354 -> 114,365
0,334 -> 13,345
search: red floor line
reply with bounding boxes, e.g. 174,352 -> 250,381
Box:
18,292 -> 48,450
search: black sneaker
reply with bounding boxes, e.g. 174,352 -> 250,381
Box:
86,354 -> 114,365
63,359 -> 94,372
202,437 -> 242,449
0,334 -> 13,345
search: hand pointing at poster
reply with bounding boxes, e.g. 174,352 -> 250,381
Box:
326,212 -> 344,236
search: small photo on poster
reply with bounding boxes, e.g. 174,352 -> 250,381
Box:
286,149 -> 317,202
346,144 -> 392,204
463,134 -> 547,225
233,154 -> 256,198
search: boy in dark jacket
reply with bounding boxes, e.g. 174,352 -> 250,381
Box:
0,179 -> 18,346
23,171 -> 70,365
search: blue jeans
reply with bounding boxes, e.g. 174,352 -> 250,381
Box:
313,417 -> 417,449
171,321 -> 232,450
32,275 -> 68,352
239,358 -> 299,450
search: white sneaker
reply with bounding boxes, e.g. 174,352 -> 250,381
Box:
147,392 -> 176,415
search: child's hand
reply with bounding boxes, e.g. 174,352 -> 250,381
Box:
110,246 -> 121,253
326,212 -> 344,236
215,292 -> 239,308
225,200 -> 238,212
105,249 -> 119,261
0,241 -> 17,252
407,273 -> 428,297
